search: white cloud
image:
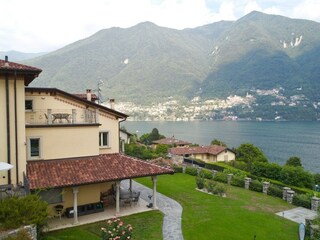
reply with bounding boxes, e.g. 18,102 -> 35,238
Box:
0,0 -> 319,52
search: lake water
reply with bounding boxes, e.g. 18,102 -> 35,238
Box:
122,121 -> 320,173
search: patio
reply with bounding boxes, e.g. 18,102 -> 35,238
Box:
47,197 -> 151,231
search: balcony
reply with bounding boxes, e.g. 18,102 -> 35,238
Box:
25,109 -> 99,126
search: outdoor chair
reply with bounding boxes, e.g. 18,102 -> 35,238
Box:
131,192 -> 140,206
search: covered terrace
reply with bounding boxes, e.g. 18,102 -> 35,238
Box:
26,153 -> 174,228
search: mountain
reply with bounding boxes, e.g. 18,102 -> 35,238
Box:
0,50 -> 47,61
25,11 -> 320,120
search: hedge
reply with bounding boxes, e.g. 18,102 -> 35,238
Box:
292,194 -> 312,209
249,180 -> 263,192
199,169 -> 213,179
213,172 -> 227,183
267,185 -> 283,199
231,176 -> 245,188
185,166 -> 198,176
172,165 -> 183,173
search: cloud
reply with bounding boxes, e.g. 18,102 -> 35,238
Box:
243,1 -> 262,15
292,0 -> 320,22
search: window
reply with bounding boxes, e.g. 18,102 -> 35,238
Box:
25,100 -> 33,111
38,188 -> 63,204
99,132 -> 109,147
28,137 -> 42,159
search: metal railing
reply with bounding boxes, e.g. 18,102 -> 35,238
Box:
25,108 -> 99,125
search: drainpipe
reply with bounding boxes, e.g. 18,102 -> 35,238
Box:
5,62 -> 11,184
14,70 -> 19,184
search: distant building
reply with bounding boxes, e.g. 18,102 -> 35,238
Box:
152,136 -> 191,147
169,145 -> 235,163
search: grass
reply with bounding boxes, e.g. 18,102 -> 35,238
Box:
43,210 -> 163,240
44,173 -> 298,240
137,173 -> 298,240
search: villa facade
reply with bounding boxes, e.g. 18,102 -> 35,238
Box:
0,57 -> 173,225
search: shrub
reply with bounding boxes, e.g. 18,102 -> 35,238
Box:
211,183 -> 227,196
292,194 -> 311,209
223,168 -> 247,179
213,172 -> 227,183
206,180 -> 217,193
231,176 -> 245,188
279,166 -> 314,189
3,229 -> 32,240
0,195 -> 48,231
173,165 -> 183,173
101,217 -> 133,240
199,169 -> 213,179
196,177 -> 205,189
249,180 -> 263,192
251,162 -> 282,180
267,185 -> 283,198
185,166 -> 198,176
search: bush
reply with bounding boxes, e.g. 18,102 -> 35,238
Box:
101,217 -> 133,240
292,194 -> 311,209
213,172 -> 227,183
279,166 -> 314,189
185,166 -> 198,176
231,176 -> 245,188
206,180 -> 217,193
251,162 -> 282,180
267,185 -> 283,198
0,195 -> 48,231
249,180 -> 263,192
3,229 -> 32,240
196,177 -> 205,189
223,168 -> 247,179
173,165 -> 183,173
211,183 -> 227,196
199,169 -> 213,179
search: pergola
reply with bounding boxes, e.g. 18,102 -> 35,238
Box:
27,153 -> 174,224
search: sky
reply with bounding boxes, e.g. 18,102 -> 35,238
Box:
1,0 -> 320,53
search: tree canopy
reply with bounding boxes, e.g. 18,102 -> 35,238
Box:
210,139 -> 227,147
140,128 -> 165,145
236,143 -> 268,164
285,156 -> 302,167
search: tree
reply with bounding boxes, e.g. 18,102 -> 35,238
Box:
285,156 -> 302,167
210,139 -> 227,147
235,143 -> 268,170
139,128 -> 165,145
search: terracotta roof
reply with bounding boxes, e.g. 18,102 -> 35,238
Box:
153,137 -> 190,146
0,59 -> 42,85
25,87 -> 128,119
73,93 -> 99,101
170,145 -> 228,156
27,153 -> 174,189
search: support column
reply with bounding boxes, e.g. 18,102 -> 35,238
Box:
116,181 -> 120,214
311,197 -> 320,211
72,187 -> 79,224
282,187 -> 291,201
152,176 -> 157,209
286,190 -> 295,204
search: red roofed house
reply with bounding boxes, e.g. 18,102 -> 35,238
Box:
169,145 -> 236,163
0,56 -> 173,226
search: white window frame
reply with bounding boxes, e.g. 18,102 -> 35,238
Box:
27,136 -> 42,160
25,99 -> 33,112
99,131 -> 110,148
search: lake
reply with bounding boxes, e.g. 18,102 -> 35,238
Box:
122,121 -> 320,173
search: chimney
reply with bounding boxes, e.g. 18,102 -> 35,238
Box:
86,89 -> 92,101
109,99 -> 115,109
4,56 -> 9,67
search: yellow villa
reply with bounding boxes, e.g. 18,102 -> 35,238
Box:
0,57 -> 173,226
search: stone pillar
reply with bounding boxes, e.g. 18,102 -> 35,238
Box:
227,174 -> 233,185
282,187 -> 291,201
116,181 -> 120,214
72,187 -> 79,224
72,109 -> 76,123
152,176 -> 157,209
262,182 -> 270,194
286,190 -> 295,204
311,197 -> 320,211
212,170 -> 218,178
182,166 -> 186,174
310,225 -> 319,239
244,178 -> 251,189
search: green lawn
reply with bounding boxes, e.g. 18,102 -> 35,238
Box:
137,173 -> 298,240
43,210 -> 163,240
44,173 -> 298,240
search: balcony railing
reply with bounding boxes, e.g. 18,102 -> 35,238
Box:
25,109 -> 99,125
